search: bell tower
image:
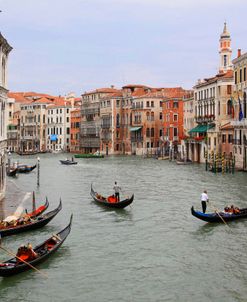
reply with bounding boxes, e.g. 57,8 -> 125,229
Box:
219,22 -> 232,73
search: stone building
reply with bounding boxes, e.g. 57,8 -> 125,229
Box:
80,88 -> 119,154
0,33 -> 12,200
70,108 -> 81,153
189,23 -> 234,163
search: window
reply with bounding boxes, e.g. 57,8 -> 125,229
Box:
67,109 -> 69,114
67,127 -> 70,134
228,134 -> 233,143
174,128 -> 178,137
67,117 -> 69,123
159,112 -> 162,120
147,101 -> 150,107
151,101 -> 154,107
235,71 -> 238,84
173,102 -> 178,109
173,114 -> 178,122
222,134 -> 226,143
224,55 -> 227,67
159,129 -> 163,137
151,128 -> 154,137
214,137 -> 216,146
227,100 -> 233,115
240,69 -> 242,83
227,85 -> 232,95
160,101 -> 162,107
147,142 -> 150,148
146,128 -> 150,137
244,67 -> 246,82
116,100 -> 120,107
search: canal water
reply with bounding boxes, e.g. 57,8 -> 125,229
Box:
1,154 -> 247,302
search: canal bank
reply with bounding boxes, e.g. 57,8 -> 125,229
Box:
1,153 -> 247,302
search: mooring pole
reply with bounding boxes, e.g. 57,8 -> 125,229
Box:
37,157 -> 40,187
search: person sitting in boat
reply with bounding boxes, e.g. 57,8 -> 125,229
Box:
16,243 -> 37,263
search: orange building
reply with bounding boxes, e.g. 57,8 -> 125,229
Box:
162,89 -> 187,158
70,108 -> 81,153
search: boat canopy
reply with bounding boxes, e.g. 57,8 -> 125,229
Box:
130,127 -> 142,132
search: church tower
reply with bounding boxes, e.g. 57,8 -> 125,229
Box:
219,22 -> 232,73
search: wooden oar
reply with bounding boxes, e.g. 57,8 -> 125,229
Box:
209,202 -> 230,228
0,245 -> 48,278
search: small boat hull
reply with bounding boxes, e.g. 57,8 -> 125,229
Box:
191,206 -> 247,223
91,185 -> 134,209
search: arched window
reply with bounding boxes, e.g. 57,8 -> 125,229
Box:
146,128 -> 150,137
151,128 -> 154,137
146,112 -> 150,121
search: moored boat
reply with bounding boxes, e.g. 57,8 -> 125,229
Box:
0,214 -> 72,276
191,206 -> 247,223
25,198 -> 49,218
17,164 -> 36,173
6,168 -> 18,177
74,153 -> 104,158
0,200 -> 62,237
176,159 -> 193,165
91,184 -> 134,209
59,159 -> 78,165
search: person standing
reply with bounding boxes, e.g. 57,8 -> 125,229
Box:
201,190 -> 209,213
113,181 -> 121,202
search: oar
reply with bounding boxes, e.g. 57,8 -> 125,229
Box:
0,242 -> 48,278
209,202 -> 230,228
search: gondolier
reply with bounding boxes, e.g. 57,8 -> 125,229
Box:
200,190 -> 209,213
113,181 -> 121,202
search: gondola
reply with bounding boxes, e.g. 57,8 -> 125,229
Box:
0,200 -> 62,237
6,168 -> 18,177
191,206 -> 247,223
17,164 -> 36,173
59,159 -> 78,165
91,184 -> 134,209
25,198 -> 49,218
0,214 -> 72,276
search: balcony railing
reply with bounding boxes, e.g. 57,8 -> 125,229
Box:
231,119 -> 247,127
233,139 -> 241,145
195,115 -> 215,123
80,137 -> 100,148
131,136 -> 143,143
131,103 -> 144,109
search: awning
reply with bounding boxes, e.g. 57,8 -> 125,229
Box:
130,127 -> 142,132
189,124 -> 214,134
50,134 -> 58,141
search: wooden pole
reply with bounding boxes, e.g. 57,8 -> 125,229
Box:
0,245 -> 48,278
209,202 -> 230,228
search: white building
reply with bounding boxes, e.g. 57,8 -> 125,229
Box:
0,33 -> 12,200
46,103 -> 71,152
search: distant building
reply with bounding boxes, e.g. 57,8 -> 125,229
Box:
70,108 -> 81,153
80,87 -> 119,154
190,23 -> 234,163
0,33 -> 12,200
232,48 -> 247,170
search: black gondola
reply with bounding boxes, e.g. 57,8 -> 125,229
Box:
25,198 -> 49,218
60,159 -> 77,165
91,184 -> 134,209
7,168 -> 18,177
0,200 -> 62,237
191,206 -> 247,223
17,164 -> 36,173
0,214 -> 72,276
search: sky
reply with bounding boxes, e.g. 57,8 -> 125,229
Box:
1,0 -> 247,96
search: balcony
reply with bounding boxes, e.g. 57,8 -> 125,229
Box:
131,103 -> 144,109
80,137 -> 100,148
131,136 -> 143,143
233,139 -> 241,145
195,115 -> 215,123
231,119 -> 247,127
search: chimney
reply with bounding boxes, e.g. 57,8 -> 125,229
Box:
110,85 -> 114,89
238,49 -> 241,58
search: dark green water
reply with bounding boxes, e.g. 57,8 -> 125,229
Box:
1,154 -> 247,302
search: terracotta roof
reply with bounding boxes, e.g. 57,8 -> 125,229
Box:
31,97 -> 53,104
122,84 -> 150,89
82,88 -> 120,95
7,92 -> 31,103
195,70 -> 233,88
134,87 -> 186,99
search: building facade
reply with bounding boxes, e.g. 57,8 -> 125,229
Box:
0,34 -> 12,200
